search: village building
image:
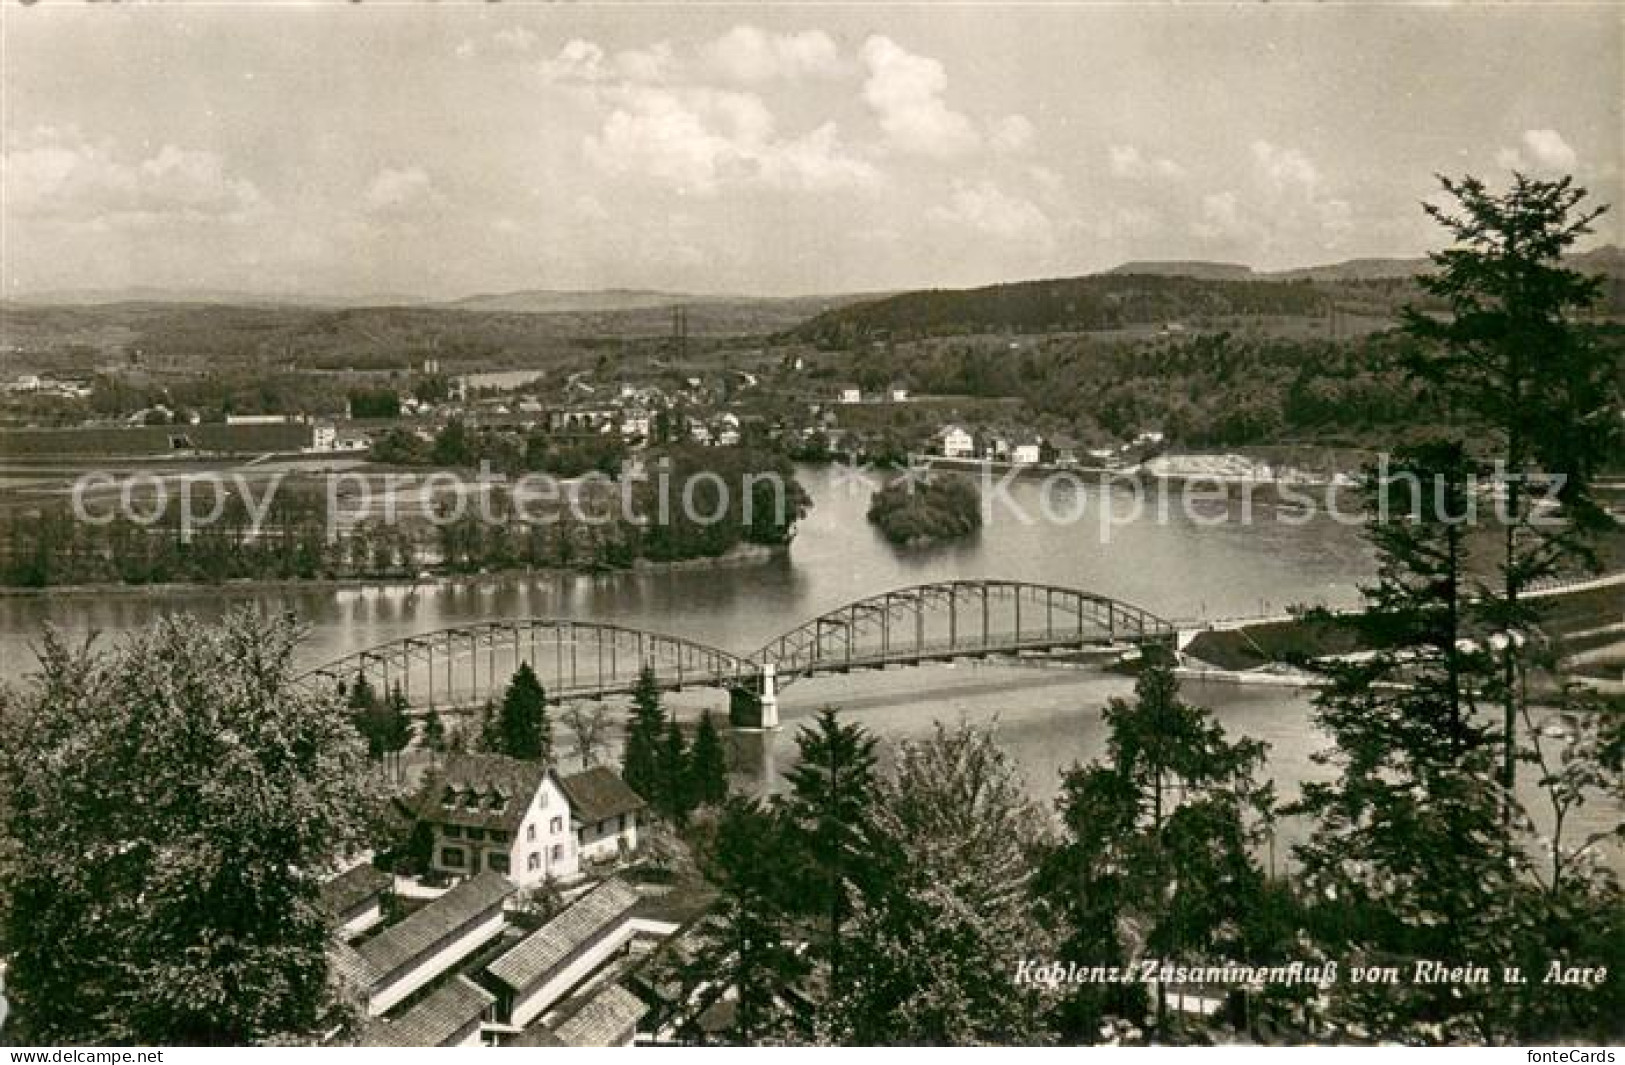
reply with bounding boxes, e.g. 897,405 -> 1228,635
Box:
936,424 -> 975,459
320,862 -> 392,940
558,766 -> 647,867
414,754 -> 644,888
363,976 -> 495,1047
547,984 -> 649,1047
334,869 -> 515,1016
485,878 -> 647,1029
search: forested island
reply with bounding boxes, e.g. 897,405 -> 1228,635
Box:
867,474 -> 982,546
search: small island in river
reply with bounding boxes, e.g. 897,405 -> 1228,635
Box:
867,473 -> 983,546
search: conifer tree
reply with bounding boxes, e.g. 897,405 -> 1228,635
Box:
1037,649 -> 1274,1042
621,664 -> 665,807
497,662 -> 550,761
1399,173 -> 1617,807
689,709 -> 730,807
779,708 -> 887,1018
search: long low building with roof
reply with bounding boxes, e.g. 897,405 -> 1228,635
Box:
484,877 -> 646,1029
334,869 -> 515,1016
320,862 -> 393,940
363,976 -> 496,1048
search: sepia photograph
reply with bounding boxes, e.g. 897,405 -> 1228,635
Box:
0,0 -> 1620,1051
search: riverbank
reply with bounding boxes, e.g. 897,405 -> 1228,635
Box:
0,541 -> 786,600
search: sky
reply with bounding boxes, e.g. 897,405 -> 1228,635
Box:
2,2 -> 1620,299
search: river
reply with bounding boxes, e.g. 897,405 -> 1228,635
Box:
4,463 -> 1616,866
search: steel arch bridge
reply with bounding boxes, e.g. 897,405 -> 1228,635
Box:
304,579 -> 1175,726
751,579 -> 1175,686
305,620 -> 754,710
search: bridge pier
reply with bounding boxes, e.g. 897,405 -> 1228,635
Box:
728,663 -> 779,731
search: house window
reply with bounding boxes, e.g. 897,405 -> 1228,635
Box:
550,816 -> 563,834
618,814 -> 627,833
528,853 -> 540,872
441,847 -> 465,868
444,823 -> 462,838
490,830 -> 507,844
526,825 -> 536,842
551,844 -> 564,862
489,853 -> 510,874
467,827 -> 485,841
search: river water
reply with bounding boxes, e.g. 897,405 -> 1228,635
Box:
0,464 -> 1376,677
2,463 -> 1616,865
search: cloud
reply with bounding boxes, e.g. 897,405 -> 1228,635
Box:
1251,140 -> 1320,194
3,127 -> 263,224
364,166 -> 438,213
860,36 -> 980,157
1191,190 -> 1245,242
989,114 -> 1035,154
584,86 -> 878,194
1108,144 -> 1183,180
542,38 -> 676,85
931,181 -> 1052,242
704,26 -> 843,82
1189,142 -> 1352,252
492,27 -> 540,54
1496,128 -> 1579,174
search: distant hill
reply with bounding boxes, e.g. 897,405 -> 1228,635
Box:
1108,261 -> 1254,280
1115,244 -> 1623,283
442,289 -> 694,314
13,287 -> 430,309
790,272 -> 1333,346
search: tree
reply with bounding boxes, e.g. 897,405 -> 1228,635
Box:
475,699 -> 501,753
1290,445 -> 1513,1041
562,701 -> 611,769
689,710 -> 730,807
1399,173 -> 1618,809
496,663 -> 550,762
840,721 -> 1055,1045
422,706 -> 447,756
0,611 -> 384,1044
1037,650 -> 1274,1042
778,708 -> 886,1021
660,718 -> 694,823
378,684 -> 414,781
621,665 -> 665,806
679,798 -> 810,1044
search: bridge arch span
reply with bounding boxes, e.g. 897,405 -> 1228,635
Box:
753,579 -> 1174,686
304,619 -> 754,710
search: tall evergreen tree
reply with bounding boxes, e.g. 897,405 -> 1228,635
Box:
379,684 -> 415,781
621,664 -> 665,807
680,798 -> 810,1043
661,717 -> 694,823
689,709 -> 730,807
1291,444 -> 1510,1040
1036,649 -> 1274,1042
497,662 -> 550,761
475,698 -> 501,754
0,611 -> 384,1044
1399,173 -> 1618,808
779,708 -> 886,1020
422,706 -> 447,756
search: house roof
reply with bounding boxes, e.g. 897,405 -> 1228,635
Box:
355,871 -> 515,982
558,767 -> 646,825
321,863 -> 392,919
485,878 -> 642,993
366,976 -> 495,1047
415,753 -> 549,833
551,984 -> 648,1047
